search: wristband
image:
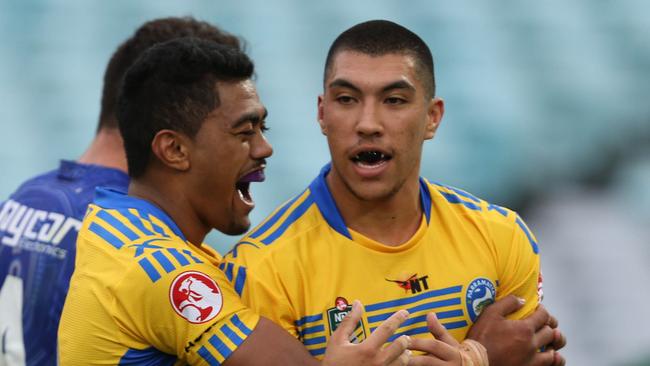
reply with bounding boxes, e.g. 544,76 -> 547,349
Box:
459,339 -> 489,366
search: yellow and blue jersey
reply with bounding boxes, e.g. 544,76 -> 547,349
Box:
223,163 -> 542,358
58,188 -> 259,365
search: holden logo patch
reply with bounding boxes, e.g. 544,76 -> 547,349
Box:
169,271 -> 223,324
465,278 -> 496,322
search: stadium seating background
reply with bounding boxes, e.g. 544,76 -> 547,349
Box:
1,1 -> 649,364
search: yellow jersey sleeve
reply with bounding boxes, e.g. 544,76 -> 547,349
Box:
222,240 -> 299,338
490,210 -> 541,319
111,258 -> 260,365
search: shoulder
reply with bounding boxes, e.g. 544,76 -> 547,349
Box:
424,179 -> 539,254
223,190 -> 322,265
424,178 -> 518,225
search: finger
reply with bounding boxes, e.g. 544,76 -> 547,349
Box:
426,313 -> 458,347
409,338 -> 459,361
550,328 -> 567,351
383,335 -> 412,364
547,314 -> 559,329
529,349 -> 555,366
552,351 -> 566,366
407,354 -> 448,366
484,295 -> 525,317
365,309 -> 409,348
387,349 -> 412,366
330,300 -> 364,344
524,304 -> 551,331
533,325 -> 555,349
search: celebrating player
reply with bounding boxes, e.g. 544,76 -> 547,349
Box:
58,37 -> 422,365
224,20 -> 566,365
0,17 -> 243,366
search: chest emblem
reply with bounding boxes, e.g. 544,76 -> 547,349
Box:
326,297 -> 366,342
169,271 -> 223,324
465,277 -> 496,322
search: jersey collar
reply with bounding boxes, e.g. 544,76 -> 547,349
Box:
308,163 -> 432,240
93,187 -> 187,241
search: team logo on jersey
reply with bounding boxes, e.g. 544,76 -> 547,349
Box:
537,272 -> 544,302
465,278 -> 496,322
169,271 -> 223,324
326,297 -> 366,342
385,273 -> 430,294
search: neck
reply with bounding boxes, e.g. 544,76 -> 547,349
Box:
78,127 -> 127,172
128,173 -> 208,246
327,173 -> 422,247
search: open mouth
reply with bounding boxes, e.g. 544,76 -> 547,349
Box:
236,170 -> 265,205
351,150 -> 392,167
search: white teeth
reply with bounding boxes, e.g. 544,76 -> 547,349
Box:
237,188 -> 253,205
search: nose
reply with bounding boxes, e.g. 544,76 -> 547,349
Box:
251,132 -> 273,160
355,100 -> 383,137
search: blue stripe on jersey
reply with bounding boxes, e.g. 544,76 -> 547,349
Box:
167,248 -> 190,266
419,178 -> 432,224
249,192 -> 304,239
138,257 -> 161,282
443,320 -> 469,329
299,324 -> 325,337
309,347 -> 326,356
118,346 -> 176,365
89,222 -> 124,249
152,251 -> 175,273
448,186 -> 481,203
231,315 -> 252,336
182,249 -> 203,263
198,346 -> 221,366
233,266 -> 246,296
309,163 -> 352,239
386,326 -> 430,342
96,210 -> 139,240
365,285 -> 462,312
295,313 -> 323,327
120,209 -> 155,236
208,334 -> 234,360
224,262 -> 234,282
367,298 -> 461,323
261,195 -> 314,245
488,203 -> 508,217
516,216 -> 539,254
438,191 -> 481,211
138,212 -> 169,237
220,323 -> 244,346
231,314 -> 253,335
226,240 -> 260,259
303,336 -> 327,346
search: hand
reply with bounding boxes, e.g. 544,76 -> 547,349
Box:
407,313 -> 463,365
546,314 -> 567,365
466,295 -> 562,366
322,300 -> 412,366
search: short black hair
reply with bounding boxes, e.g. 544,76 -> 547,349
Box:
117,37 -> 254,178
324,20 -> 435,98
98,16 -> 242,131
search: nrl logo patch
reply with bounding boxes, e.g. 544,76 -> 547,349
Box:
326,297 -> 366,343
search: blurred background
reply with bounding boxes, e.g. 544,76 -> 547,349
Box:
1,0 -> 648,364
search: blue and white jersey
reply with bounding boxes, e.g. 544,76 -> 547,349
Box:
0,160 -> 128,366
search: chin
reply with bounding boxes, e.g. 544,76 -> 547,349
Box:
220,219 -> 251,236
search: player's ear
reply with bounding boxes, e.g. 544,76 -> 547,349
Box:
424,97 -> 444,140
150,129 -> 191,172
317,94 -> 327,136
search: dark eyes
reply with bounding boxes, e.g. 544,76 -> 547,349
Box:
239,123 -> 269,136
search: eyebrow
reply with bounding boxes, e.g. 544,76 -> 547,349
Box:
232,108 -> 268,129
328,78 -> 416,94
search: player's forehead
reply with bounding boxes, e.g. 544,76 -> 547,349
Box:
325,50 -> 419,91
